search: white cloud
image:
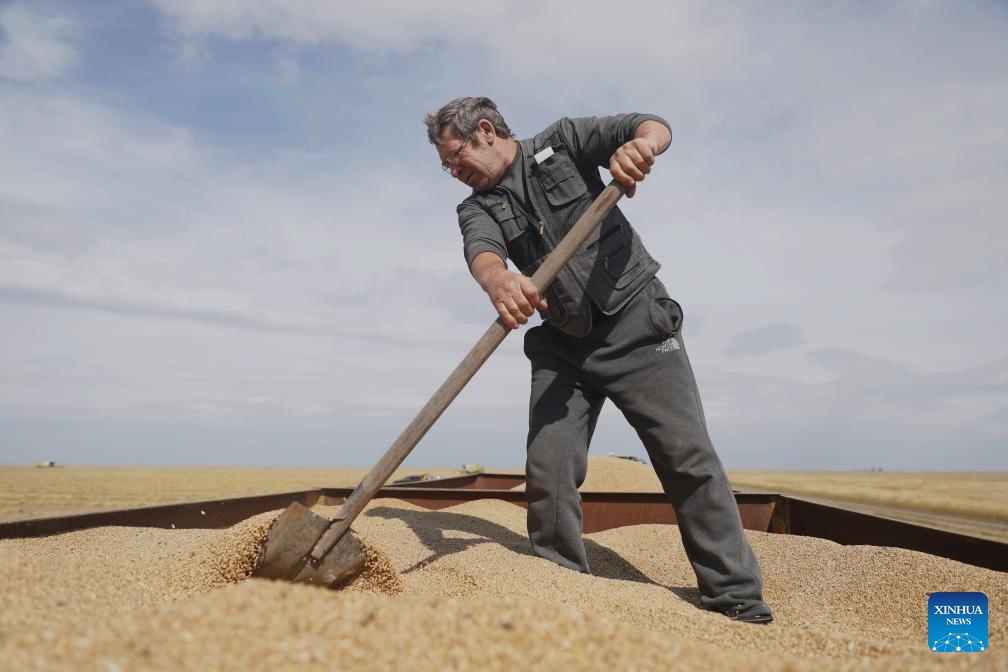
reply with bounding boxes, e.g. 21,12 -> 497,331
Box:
145,0 -> 1008,307
724,323 -> 804,358
699,352 -> 1008,469
150,0 -> 499,50
0,87 -> 500,437
148,0 -> 744,100
176,38 -> 212,70
0,89 -> 460,324
0,4 -> 76,82
2,1 -> 1007,467
272,48 -> 299,83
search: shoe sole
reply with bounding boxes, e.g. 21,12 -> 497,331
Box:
730,613 -> 774,625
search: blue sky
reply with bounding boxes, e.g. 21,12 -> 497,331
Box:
1,1 -> 1006,469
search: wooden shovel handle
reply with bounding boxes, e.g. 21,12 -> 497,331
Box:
310,180 -> 627,560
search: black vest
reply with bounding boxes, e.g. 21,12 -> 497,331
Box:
462,125 -> 661,337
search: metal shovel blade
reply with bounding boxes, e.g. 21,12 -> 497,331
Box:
252,502 -> 366,587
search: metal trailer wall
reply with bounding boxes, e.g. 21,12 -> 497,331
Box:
0,473 -> 1004,572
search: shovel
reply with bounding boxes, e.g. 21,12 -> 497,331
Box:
252,179 -> 628,587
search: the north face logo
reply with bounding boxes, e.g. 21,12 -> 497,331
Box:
656,337 -> 680,353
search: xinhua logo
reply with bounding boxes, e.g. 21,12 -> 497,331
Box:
929,592 -> 988,652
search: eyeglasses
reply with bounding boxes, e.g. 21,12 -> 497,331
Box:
440,136 -> 472,173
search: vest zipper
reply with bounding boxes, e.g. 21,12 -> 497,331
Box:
521,150 -> 590,301
496,188 -> 550,242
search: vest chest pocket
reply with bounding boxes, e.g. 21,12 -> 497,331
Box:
489,201 -> 549,270
495,206 -> 524,241
534,153 -> 587,207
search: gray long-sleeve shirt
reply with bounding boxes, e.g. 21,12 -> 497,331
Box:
457,113 -> 669,269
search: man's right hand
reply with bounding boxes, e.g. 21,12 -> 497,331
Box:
471,252 -> 548,329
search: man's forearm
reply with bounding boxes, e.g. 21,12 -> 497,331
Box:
634,120 -> 672,156
469,250 -> 545,329
470,251 -> 508,292
609,119 -> 671,197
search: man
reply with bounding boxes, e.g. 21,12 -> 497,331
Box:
424,96 -> 773,624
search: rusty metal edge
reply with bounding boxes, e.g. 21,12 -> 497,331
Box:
780,495 -> 1007,572
0,490 -> 321,539
0,478 -> 1003,572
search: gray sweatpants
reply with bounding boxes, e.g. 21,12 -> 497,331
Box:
522,277 -> 767,612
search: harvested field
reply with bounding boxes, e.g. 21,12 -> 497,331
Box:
0,457 -> 1003,670
728,470 -> 1008,523
729,469 -> 1008,543
0,465 -> 497,521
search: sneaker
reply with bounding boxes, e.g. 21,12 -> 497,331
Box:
722,604 -> 774,625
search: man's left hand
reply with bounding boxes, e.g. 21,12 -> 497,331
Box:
609,138 -> 657,198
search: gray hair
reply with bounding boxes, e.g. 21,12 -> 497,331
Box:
424,96 -> 514,145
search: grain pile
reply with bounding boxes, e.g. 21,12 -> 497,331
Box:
510,455 -> 665,492
1,458 -> 1004,671
341,533 -> 405,595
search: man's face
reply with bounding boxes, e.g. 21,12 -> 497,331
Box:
436,124 -> 505,193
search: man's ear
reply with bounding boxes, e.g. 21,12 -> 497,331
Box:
477,119 -> 496,144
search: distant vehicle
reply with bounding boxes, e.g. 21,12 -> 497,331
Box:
392,473 -> 442,484
606,452 -> 647,464
36,460 -> 56,468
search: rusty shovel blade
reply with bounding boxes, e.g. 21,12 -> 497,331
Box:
252,502 -> 366,587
